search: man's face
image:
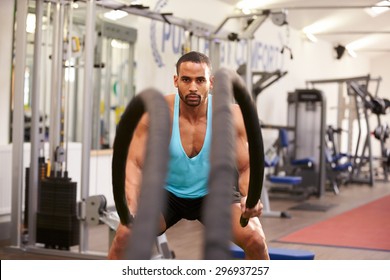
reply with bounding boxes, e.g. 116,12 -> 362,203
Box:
174,61 -> 214,107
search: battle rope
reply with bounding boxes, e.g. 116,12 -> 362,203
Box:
203,68 -> 265,259
203,68 -> 236,259
111,88 -> 170,259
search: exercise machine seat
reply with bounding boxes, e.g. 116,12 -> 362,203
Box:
268,175 -> 302,185
333,162 -> 352,171
230,244 -> 315,260
290,157 -> 315,167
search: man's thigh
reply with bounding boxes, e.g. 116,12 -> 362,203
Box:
230,203 -> 265,246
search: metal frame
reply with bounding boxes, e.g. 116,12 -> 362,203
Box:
10,0 -> 29,249
287,89 -> 327,198
10,0 -> 100,258
306,75 -> 385,186
94,19 -> 138,149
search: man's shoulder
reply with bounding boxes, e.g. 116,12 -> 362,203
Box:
164,93 -> 176,100
164,93 -> 176,107
231,103 -> 245,129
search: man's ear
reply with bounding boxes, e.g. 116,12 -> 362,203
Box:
174,75 -> 178,88
209,75 -> 215,89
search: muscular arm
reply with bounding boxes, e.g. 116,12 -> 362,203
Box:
108,113 -> 149,259
125,114 -> 149,215
232,105 -> 250,196
125,94 -> 174,216
233,104 -> 264,220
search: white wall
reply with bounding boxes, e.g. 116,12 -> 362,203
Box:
0,0 -> 14,145
116,0 -> 236,95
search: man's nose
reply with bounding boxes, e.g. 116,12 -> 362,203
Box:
189,80 -> 197,92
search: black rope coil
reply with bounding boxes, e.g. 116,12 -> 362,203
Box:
111,88 -> 171,259
203,67 -> 265,259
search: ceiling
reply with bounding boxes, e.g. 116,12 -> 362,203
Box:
89,0 -> 390,58
219,0 -> 390,58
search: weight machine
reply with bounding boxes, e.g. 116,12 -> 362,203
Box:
307,75 -> 389,186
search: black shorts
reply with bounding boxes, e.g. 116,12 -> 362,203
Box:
161,187 -> 242,233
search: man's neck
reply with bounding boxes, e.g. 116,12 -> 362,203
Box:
179,100 -> 208,124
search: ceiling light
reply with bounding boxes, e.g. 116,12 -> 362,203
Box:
104,10 -> 128,21
347,35 -> 383,51
236,0 -> 274,10
302,17 -> 341,35
242,8 -> 252,15
303,31 -> 318,43
346,47 -> 357,58
365,1 -> 390,17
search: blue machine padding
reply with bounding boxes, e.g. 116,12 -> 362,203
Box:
268,175 -> 302,185
291,157 -> 314,166
333,153 -> 351,161
333,162 -> 352,171
264,156 -> 280,167
279,129 -> 289,148
230,244 -> 315,260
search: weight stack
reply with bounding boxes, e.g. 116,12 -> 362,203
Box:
36,176 -> 79,250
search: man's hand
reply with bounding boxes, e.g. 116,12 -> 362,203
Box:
240,196 -> 264,219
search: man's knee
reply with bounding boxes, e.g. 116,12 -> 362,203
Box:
115,228 -> 131,244
245,230 -> 267,250
108,225 -> 131,259
240,224 -> 269,260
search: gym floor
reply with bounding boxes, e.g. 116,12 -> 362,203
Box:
1,181 -> 390,260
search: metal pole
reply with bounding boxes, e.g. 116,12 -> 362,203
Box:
246,39 -> 253,95
209,40 -> 221,73
64,0 -> 74,172
48,1 -> 59,174
27,0 -> 44,246
128,42 -> 135,102
80,0 -> 96,253
103,38 -> 113,147
43,2 -> 51,153
91,31 -> 102,150
48,1 -> 64,175
10,0 -> 28,248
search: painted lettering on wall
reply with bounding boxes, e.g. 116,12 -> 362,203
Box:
150,0 -> 285,71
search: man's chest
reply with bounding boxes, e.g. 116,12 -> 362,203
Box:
178,119 -> 207,157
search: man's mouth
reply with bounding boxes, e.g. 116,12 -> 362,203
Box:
187,94 -> 200,101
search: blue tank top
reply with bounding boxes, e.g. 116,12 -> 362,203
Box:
165,94 -> 212,198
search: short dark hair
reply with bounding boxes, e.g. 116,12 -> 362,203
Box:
176,51 -> 212,74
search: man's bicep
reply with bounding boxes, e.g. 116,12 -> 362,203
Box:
233,106 -> 250,195
125,114 -> 149,213
236,133 -> 250,195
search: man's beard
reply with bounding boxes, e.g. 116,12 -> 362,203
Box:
179,91 -> 201,107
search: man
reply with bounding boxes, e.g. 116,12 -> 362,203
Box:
108,51 -> 269,260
